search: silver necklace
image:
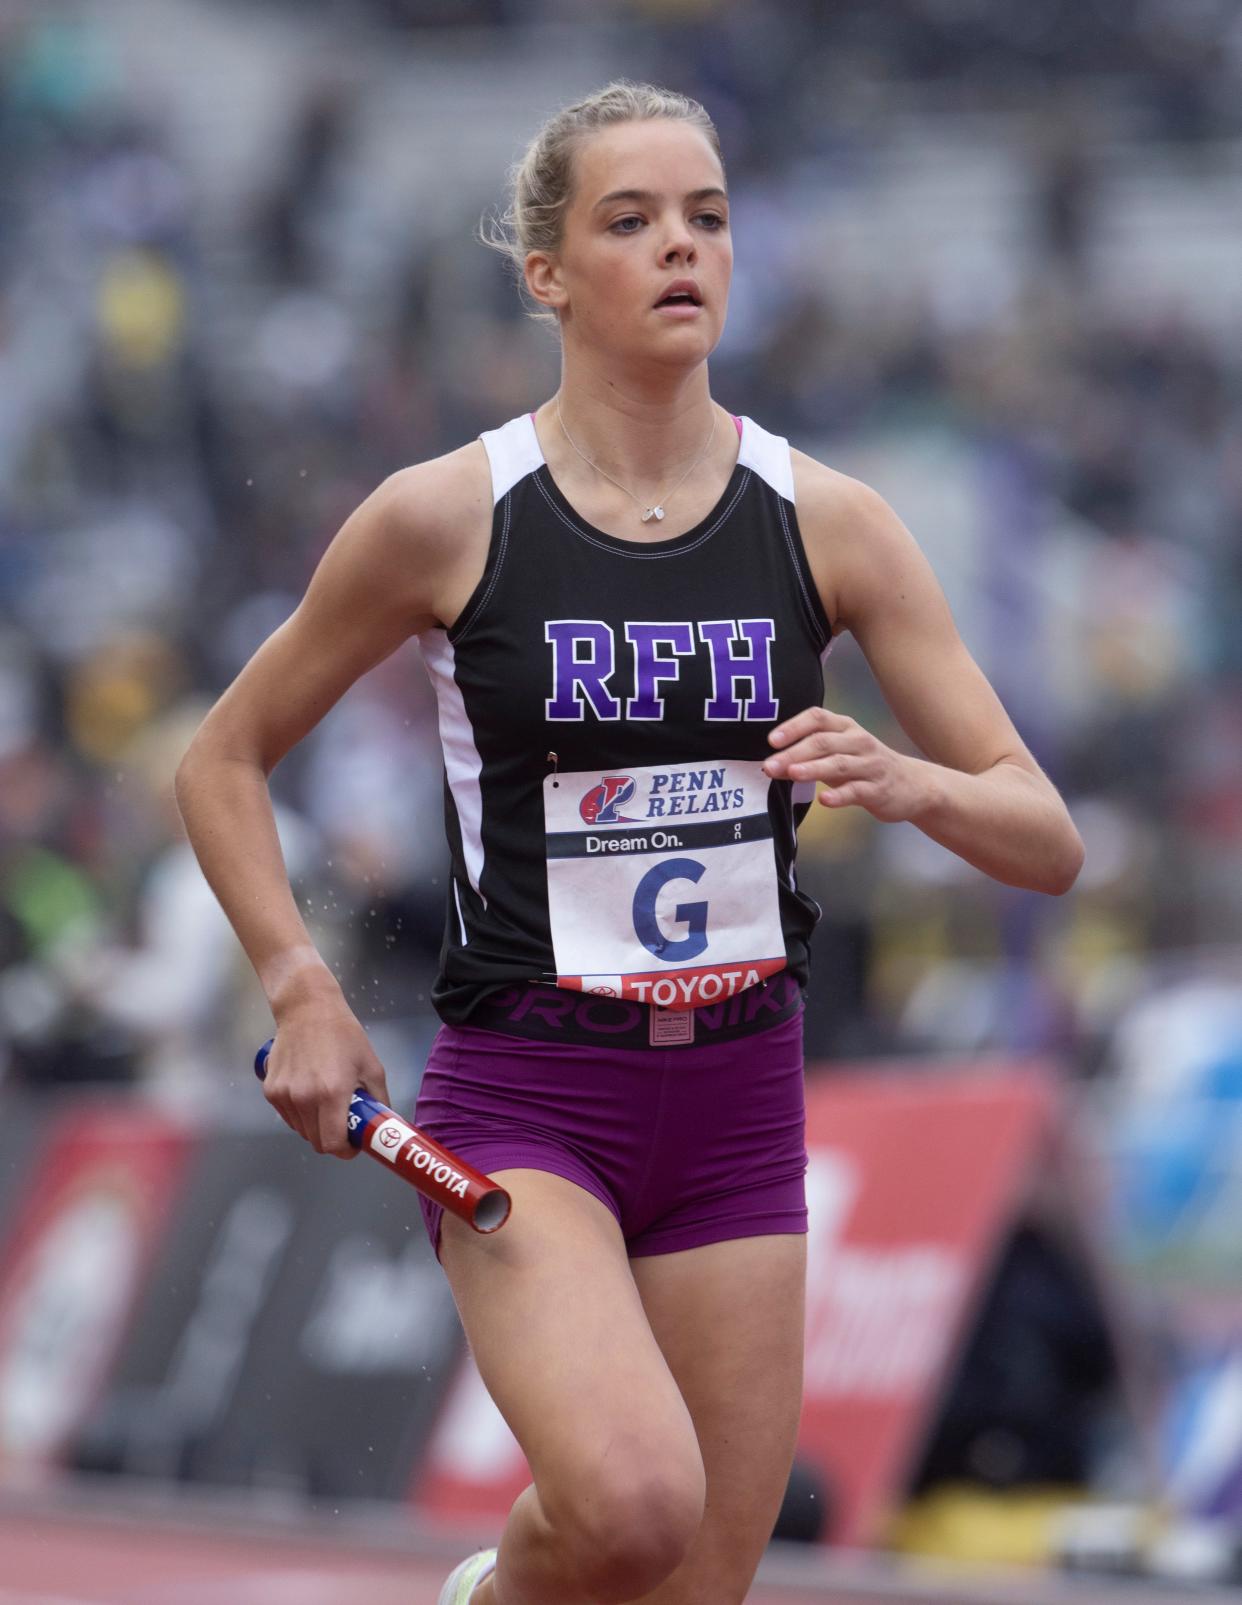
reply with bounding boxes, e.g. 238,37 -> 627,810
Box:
555,403 -> 716,524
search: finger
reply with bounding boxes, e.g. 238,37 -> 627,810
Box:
818,782 -> 864,808
768,749 -> 866,786
358,1059 -> 392,1109
287,1084 -> 322,1149
288,1073 -> 340,1153
311,1084 -> 358,1159
768,707 -> 853,748
314,1104 -> 351,1159
771,730 -> 870,770
765,731 -> 867,778
263,1077 -> 309,1145
790,754 -> 866,785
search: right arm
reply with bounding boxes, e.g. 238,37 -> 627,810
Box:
175,448 -> 488,1156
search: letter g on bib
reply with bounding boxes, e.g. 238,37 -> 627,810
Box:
632,858 -> 709,961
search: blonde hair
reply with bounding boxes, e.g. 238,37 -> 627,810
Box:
482,81 -> 724,323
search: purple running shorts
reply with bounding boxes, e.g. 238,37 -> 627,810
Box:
412,1008 -> 807,1259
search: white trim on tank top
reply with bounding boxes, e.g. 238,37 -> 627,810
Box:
479,414 -> 544,505
419,629 -> 488,908
478,412 -> 797,506
735,415 -> 796,503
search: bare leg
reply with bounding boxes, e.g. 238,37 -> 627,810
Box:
440,1169 -> 706,1605
628,1234 -> 807,1605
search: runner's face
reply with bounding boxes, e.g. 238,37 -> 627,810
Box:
534,120 -> 731,363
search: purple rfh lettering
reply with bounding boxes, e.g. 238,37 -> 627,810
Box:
699,619 -> 780,721
625,622 -> 695,720
545,621 -> 621,721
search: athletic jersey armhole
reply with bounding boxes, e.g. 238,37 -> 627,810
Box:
448,416 -> 545,644
736,416 -> 834,653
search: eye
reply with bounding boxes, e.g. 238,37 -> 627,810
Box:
609,215 -> 644,234
694,211 -> 727,230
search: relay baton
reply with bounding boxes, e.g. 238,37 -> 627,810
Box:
254,1040 -> 510,1233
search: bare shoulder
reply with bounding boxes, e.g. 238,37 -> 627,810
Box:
379,439 -> 493,628
384,439 -> 490,544
789,447 -> 929,636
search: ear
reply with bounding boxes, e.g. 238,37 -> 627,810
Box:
525,251 -> 568,313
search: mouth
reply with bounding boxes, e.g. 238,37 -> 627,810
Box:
654,281 -> 703,310
653,297 -> 704,321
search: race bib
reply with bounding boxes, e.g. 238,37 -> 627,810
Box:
543,758 -> 787,1011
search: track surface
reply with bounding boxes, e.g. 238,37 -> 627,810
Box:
0,1504 -> 1230,1605
0,1511 -> 830,1604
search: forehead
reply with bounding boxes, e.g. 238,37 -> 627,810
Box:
572,119 -> 724,203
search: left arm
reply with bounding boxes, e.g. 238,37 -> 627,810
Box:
763,457 -> 1084,895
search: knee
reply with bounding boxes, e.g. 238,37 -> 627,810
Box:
549,1440 -> 705,1602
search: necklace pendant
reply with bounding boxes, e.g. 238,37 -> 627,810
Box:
642,505 -> 665,523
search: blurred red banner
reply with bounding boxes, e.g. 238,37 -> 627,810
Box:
0,1101 -> 195,1483
798,1062 -> 1060,1545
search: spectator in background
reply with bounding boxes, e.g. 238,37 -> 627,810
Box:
54,700 -> 320,1102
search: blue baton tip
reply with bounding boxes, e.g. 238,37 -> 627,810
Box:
254,1038 -> 274,1080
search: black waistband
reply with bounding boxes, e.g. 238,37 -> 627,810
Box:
453,971 -> 804,1049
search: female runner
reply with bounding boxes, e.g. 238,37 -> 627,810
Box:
176,82 -> 1083,1605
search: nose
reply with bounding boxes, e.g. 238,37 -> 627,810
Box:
661,223 -> 697,266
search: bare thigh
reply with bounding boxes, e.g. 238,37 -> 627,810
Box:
439,1169 -> 706,1590
629,1234 -> 807,1605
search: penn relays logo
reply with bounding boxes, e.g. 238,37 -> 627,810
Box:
579,775 -> 639,825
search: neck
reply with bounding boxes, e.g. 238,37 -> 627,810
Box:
549,348 -> 718,484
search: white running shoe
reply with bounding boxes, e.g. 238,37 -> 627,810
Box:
437,1548 -> 498,1604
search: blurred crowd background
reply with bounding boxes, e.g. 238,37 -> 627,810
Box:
3,0 -> 1242,1548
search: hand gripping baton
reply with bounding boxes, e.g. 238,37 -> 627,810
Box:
254,1039 -> 510,1233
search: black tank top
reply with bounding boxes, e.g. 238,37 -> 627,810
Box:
418,412 -> 833,1049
